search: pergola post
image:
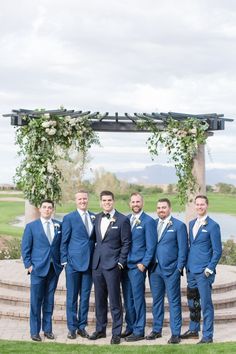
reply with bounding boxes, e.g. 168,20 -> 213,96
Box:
25,200 -> 40,225
185,143 -> 206,225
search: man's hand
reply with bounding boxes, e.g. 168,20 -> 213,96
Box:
137,263 -> 146,272
27,265 -> 33,275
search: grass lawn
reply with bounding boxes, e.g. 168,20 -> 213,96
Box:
0,192 -> 236,239
0,341 -> 236,354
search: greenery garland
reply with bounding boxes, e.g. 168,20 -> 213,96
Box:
137,117 -> 209,205
14,112 -> 99,207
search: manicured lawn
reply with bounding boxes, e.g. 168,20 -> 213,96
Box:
0,341 -> 236,354
0,192 -> 236,239
0,201 -> 24,238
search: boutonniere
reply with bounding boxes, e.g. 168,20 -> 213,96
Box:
135,219 -> 141,226
91,215 -> 96,222
167,220 -> 173,228
202,220 -> 208,226
54,223 -> 60,229
110,217 -> 116,224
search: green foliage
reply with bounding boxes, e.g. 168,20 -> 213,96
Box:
0,237 -> 21,260
216,182 -> 236,194
14,112 -> 99,207
220,240 -> 236,265
137,117 -> 209,205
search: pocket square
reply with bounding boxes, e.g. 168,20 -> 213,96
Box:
136,226 -> 143,229
202,229 -> 208,233
167,229 -> 175,232
57,231 -> 61,234
111,226 -> 118,229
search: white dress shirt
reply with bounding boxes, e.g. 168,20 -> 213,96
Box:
41,217 -> 54,242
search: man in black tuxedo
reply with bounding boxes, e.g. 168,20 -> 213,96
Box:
89,190 -> 131,345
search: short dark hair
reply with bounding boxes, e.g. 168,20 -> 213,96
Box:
40,199 -> 54,208
195,195 -> 209,205
157,198 -> 171,208
100,190 -> 114,200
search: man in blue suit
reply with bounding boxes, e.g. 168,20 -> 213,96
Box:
21,199 -> 63,341
181,195 -> 222,344
60,190 -> 95,339
147,198 -> 188,344
122,192 -> 157,341
89,190 -> 131,345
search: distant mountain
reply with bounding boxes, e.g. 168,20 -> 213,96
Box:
116,164 -> 236,186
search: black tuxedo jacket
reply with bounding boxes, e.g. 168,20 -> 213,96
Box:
92,210 -> 131,270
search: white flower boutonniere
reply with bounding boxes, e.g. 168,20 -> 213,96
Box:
110,217 -> 116,225
202,220 -> 208,227
167,220 -> 173,228
91,215 -> 96,223
54,223 -> 60,229
135,219 -> 141,226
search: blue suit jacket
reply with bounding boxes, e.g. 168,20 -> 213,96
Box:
127,212 -> 157,269
187,216 -> 222,274
92,210 -> 131,270
21,218 -> 63,277
60,210 -> 95,272
156,216 -> 188,276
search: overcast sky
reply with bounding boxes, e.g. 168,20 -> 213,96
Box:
1,0 -> 236,184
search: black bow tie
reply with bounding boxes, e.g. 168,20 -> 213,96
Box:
102,212 -> 110,219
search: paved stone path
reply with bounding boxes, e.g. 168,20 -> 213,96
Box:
0,260 -> 236,345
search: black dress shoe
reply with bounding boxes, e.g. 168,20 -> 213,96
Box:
180,330 -> 199,339
197,338 -> 213,344
77,328 -> 89,338
120,330 -> 132,338
44,332 -> 55,340
67,331 -> 76,339
146,331 -> 162,340
89,331 -> 106,340
110,335 -> 121,344
31,334 -> 42,342
125,334 -> 145,342
168,335 -> 181,344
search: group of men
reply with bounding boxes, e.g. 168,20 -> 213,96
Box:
21,190 -> 222,345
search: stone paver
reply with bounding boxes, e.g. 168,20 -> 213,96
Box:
0,260 -> 236,344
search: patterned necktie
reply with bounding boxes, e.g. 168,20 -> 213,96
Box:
46,221 -> 52,244
157,220 -> 164,240
84,212 -> 90,235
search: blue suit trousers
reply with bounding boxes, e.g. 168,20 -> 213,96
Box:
30,263 -> 59,335
187,271 -> 215,340
149,266 -> 182,336
65,263 -> 92,331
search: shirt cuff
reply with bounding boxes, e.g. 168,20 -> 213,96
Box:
61,262 -> 67,266
205,267 -> 213,274
118,262 -> 123,269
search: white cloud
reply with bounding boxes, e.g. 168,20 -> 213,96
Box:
0,0 -> 236,183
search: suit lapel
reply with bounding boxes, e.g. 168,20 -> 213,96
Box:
158,217 -> 172,242
38,219 -> 50,244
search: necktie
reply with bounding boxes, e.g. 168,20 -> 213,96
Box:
193,219 -> 201,238
84,212 -> 90,235
157,220 -> 164,240
130,215 -> 136,229
46,221 -> 52,244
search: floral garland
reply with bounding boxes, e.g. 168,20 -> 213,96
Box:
137,116 -> 209,205
14,112 -> 99,207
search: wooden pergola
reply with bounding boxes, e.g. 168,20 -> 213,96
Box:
3,108 -> 234,223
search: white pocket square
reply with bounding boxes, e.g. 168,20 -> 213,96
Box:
111,226 -> 118,229
167,229 -> 174,232
202,229 -> 208,233
57,231 -> 61,234
136,226 -> 142,229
